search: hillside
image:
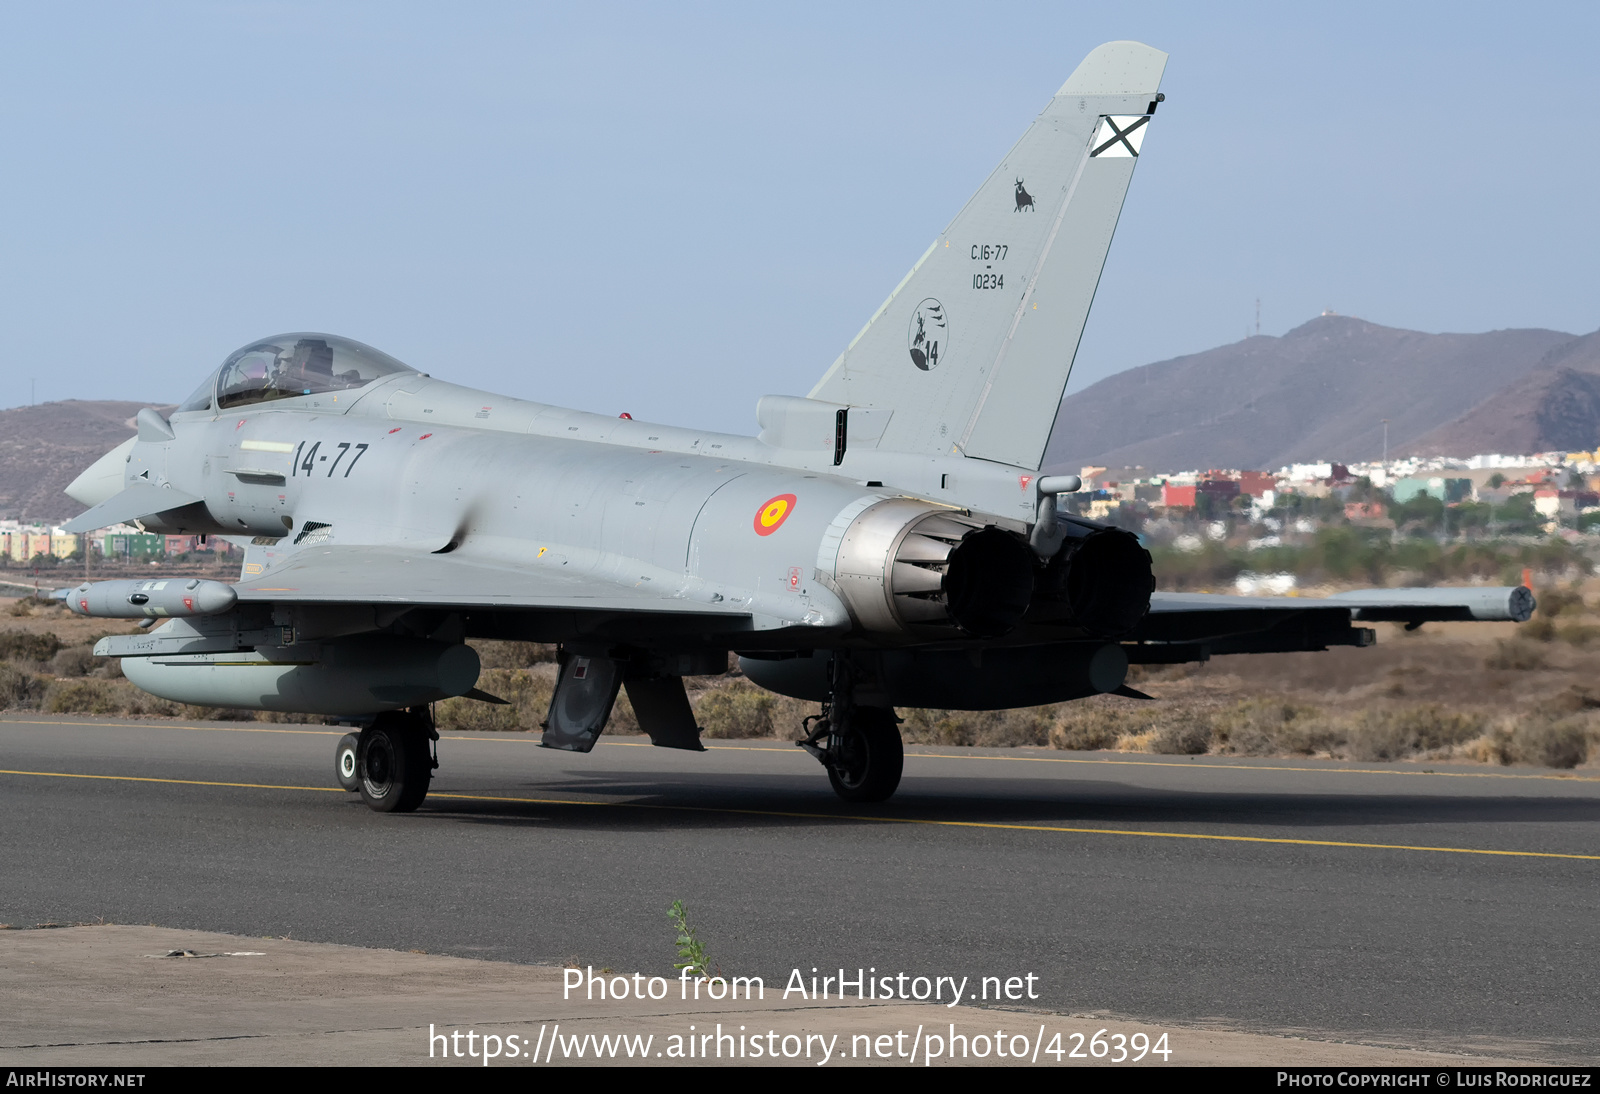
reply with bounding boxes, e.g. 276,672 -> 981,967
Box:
0,400 -> 169,522
1044,316 -> 1579,472
1404,331 -> 1600,457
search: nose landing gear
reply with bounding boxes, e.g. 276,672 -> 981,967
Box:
341,707 -> 437,813
334,733 -> 361,792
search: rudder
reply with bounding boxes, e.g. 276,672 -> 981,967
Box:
808,41 -> 1167,470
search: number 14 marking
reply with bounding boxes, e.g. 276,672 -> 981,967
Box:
290,441 -> 368,478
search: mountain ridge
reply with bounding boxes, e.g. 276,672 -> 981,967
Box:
1045,315 -> 1589,472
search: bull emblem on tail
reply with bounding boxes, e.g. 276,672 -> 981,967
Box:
1014,178 -> 1035,212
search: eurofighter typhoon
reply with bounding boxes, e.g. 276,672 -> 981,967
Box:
59,42 -> 1532,811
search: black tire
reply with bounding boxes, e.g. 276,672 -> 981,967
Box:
358,716 -> 432,813
334,732 -> 361,792
826,706 -> 903,803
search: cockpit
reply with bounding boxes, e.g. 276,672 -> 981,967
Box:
177,333 -> 417,413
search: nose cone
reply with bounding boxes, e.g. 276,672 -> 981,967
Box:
66,437 -> 137,508
189,580 -> 239,615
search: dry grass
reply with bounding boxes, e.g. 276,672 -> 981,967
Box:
901,706 -> 1056,748
469,640 -> 558,669
693,677 -> 812,740
0,662 -> 44,708
1484,638 -> 1547,671
1037,695 -> 1595,769
435,664 -> 559,732
0,628 -> 63,663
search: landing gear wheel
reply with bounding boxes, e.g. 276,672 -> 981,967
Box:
334,733 -> 361,792
826,706 -> 903,804
358,713 -> 433,813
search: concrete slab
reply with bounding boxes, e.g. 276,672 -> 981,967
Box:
0,927 -> 1544,1067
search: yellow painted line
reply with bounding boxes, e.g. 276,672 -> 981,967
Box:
396,735 -> 1600,782
0,718 -> 342,737
898,749 -> 1600,783
4,717 -> 1599,783
0,769 -> 343,793
429,792 -> 1600,861
348,733 -> 1600,782
1,767 -> 1596,862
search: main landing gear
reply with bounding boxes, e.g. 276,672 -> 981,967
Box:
800,657 -> 904,803
335,708 -> 437,813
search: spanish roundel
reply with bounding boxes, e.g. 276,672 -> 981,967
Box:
754,494 -> 797,536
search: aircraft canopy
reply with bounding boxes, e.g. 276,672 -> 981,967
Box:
177,333 -> 416,413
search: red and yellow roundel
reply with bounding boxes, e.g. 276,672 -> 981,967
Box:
754,493 -> 798,536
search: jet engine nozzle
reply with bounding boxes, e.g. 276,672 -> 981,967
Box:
1030,522 -> 1154,637
830,499 -> 1034,638
64,578 -> 238,619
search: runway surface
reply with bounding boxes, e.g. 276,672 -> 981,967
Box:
3,714 -> 1597,1060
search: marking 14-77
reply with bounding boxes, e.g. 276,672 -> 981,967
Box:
290,441 -> 369,478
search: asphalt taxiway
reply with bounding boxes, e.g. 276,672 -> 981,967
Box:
1,714 -> 1596,1062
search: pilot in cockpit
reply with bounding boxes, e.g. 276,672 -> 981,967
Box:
292,339 -> 333,380
279,338 -> 332,393
209,331 -> 416,410
286,338 -> 364,389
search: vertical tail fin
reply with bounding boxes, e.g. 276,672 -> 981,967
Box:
809,41 -> 1167,470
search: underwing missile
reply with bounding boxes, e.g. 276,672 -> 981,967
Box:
61,578 -> 238,619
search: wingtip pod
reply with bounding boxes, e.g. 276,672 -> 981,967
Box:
1056,40 -> 1169,98
1328,586 -> 1536,624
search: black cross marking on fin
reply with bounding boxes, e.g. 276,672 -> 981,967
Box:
1090,115 -> 1148,158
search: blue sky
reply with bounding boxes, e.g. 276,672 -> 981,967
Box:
1,2 -> 1595,430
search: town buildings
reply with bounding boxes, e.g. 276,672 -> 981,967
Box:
0,520 -> 233,567
1067,448 -> 1600,535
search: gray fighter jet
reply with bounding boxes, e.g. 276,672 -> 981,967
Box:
58,42 -> 1532,811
